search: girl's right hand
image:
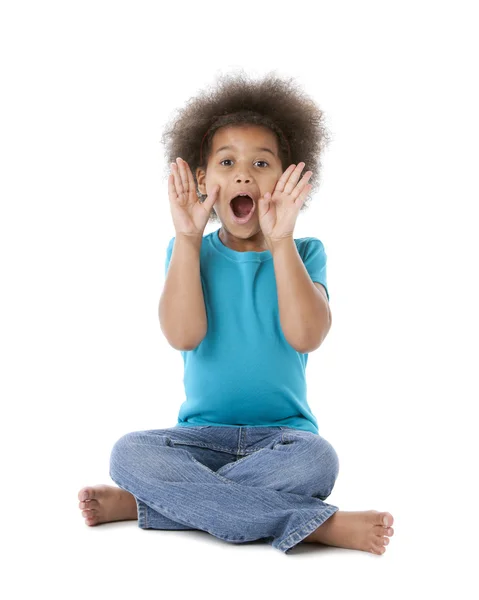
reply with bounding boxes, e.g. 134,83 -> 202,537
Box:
168,157 -> 219,237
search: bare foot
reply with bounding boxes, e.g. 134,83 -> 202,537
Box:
303,510 -> 395,555
78,484 -> 138,526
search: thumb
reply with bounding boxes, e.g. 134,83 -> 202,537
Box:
203,185 -> 219,211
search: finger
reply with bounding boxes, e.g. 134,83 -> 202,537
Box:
291,171 -> 313,201
170,162 -> 183,197
175,157 -> 190,194
168,172 -> 177,200
295,183 -> 312,206
184,158 -> 197,195
204,184 -> 220,211
284,162 -> 307,196
274,164 -> 297,194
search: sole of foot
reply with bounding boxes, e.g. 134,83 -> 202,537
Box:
304,510 -> 395,555
78,484 -> 138,526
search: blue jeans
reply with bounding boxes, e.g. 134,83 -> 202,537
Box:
109,425 -> 340,554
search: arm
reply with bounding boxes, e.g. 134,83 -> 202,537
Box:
159,234 -> 207,351
270,236 -> 332,353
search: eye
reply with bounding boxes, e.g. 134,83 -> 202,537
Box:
219,159 -> 269,167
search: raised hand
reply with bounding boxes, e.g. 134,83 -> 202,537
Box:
168,157 -> 219,237
257,162 -> 312,243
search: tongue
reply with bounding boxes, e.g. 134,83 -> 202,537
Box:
232,196 -> 253,217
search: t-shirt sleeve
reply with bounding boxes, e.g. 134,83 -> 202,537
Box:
164,236 -> 175,277
302,238 -> 330,301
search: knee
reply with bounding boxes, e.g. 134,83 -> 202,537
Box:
315,438 -> 339,498
307,436 -> 339,494
109,431 -> 143,478
321,439 -> 339,480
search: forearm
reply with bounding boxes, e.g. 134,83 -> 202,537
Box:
270,236 -> 331,353
159,234 -> 207,350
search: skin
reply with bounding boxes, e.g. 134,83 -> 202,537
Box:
196,124 -> 286,252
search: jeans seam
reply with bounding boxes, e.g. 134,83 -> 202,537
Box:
171,441 -> 239,454
220,432 -> 286,473
188,454 -> 239,485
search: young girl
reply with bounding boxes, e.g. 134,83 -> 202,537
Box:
78,71 -> 394,555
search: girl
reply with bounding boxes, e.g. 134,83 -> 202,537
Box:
78,70 -> 394,555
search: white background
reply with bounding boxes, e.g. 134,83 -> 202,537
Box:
1,0 -> 477,598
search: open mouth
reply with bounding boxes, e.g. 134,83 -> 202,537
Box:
230,195 -> 255,224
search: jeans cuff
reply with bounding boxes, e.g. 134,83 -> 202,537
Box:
136,497 -> 148,529
277,504 -> 339,553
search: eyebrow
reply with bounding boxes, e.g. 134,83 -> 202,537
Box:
214,145 -> 277,157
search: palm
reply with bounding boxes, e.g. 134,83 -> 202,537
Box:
258,190 -> 301,239
258,162 -> 313,241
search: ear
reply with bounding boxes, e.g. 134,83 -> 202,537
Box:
196,167 -> 206,195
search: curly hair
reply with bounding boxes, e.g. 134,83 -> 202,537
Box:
160,68 -> 332,224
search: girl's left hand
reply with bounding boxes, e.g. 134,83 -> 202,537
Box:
258,162 -> 313,244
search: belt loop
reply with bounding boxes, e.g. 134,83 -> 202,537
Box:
236,426 -> 244,457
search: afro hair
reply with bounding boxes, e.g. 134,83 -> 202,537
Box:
160,69 -> 332,224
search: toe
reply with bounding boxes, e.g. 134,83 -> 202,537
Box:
85,514 -> 98,526
79,499 -> 98,509
78,487 -> 92,502
381,512 -> 394,527
82,506 -> 97,515
373,536 -> 387,553
78,486 -> 101,502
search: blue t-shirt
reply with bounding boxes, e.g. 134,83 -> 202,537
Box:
164,228 -> 329,435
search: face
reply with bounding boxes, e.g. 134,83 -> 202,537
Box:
196,124 -> 284,252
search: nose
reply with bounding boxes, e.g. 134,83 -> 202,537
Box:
235,175 -> 252,183
234,160 -> 255,184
